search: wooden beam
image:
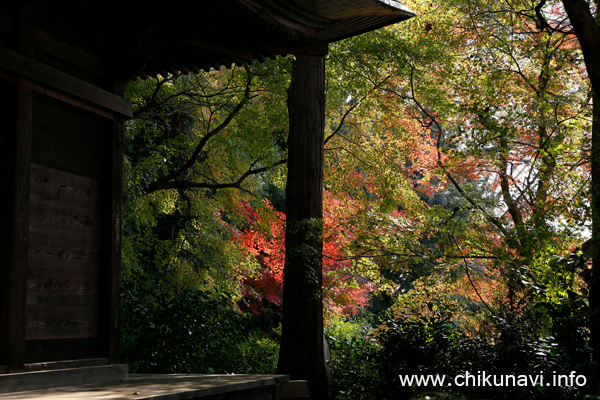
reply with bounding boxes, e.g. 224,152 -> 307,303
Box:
0,47 -> 132,118
7,78 -> 33,372
110,119 -> 124,364
2,67 -> 114,121
32,84 -> 116,120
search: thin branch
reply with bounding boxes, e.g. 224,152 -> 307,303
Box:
448,212 -> 497,316
145,158 -> 287,194
325,99 -> 362,146
535,0 -> 576,34
399,65 -> 510,238
146,65 -> 254,193
325,76 -> 392,146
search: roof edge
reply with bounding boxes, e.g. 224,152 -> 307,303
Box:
375,0 -> 416,17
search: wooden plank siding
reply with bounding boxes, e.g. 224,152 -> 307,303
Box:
27,165 -> 102,341
23,93 -> 111,363
31,94 -> 108,179
0,4 -> 126,371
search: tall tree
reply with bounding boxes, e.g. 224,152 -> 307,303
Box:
528,0 -> 600,384
556,0 -> 600,385
122,61 -> 290,294
278,54 -> 329,400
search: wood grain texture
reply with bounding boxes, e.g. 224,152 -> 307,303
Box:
0,364 -> 127,394
279,55 -> 328,400
25,339 -> 101,364
26,164 -> 101,342
25,304 -> 98,340
0,373 -> 287,399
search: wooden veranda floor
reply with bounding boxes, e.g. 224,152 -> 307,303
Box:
0,366 -> 294,399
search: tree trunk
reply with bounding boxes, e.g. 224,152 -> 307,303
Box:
278,54 -> 329,400
591,91 -> 600,392
561,0 -> 600,390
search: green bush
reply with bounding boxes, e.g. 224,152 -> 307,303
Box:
327,317 -> 385,400
326,296 -> 592,400
120,281 -> 278,374
375,307 -> 590,400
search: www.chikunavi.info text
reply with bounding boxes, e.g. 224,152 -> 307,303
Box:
399,371 -> 587,388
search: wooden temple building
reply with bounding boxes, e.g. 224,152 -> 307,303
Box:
0,1 -> 413,398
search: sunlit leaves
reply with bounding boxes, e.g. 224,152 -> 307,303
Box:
318,0 -> 592,338
122,60 -> 291,296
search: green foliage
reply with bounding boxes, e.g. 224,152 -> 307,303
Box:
120,279 -> 278,374
327,317 -> 383,400
122,59 -> 293,296
117,0 -> 595,393
325,282 -> 592,400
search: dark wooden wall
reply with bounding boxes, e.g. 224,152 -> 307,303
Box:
25,95 -> 108,363
0,70 -> 126,371
0,2 -> 129,372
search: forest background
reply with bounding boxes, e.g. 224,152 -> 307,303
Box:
119,0 -> 598,399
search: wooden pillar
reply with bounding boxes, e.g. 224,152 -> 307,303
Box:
278,54 -> 329,400
6,78 -> 33,372
107,118 -> 124,364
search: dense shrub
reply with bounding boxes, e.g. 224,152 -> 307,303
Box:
120,281 -> 278,374
327,300 -> 592,400
327,318 -> 384,400
120,276 -> 592,400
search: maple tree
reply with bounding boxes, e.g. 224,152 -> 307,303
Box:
331,0 -> 590,297
315,2 -> 597,396
553,0 -> 600,382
